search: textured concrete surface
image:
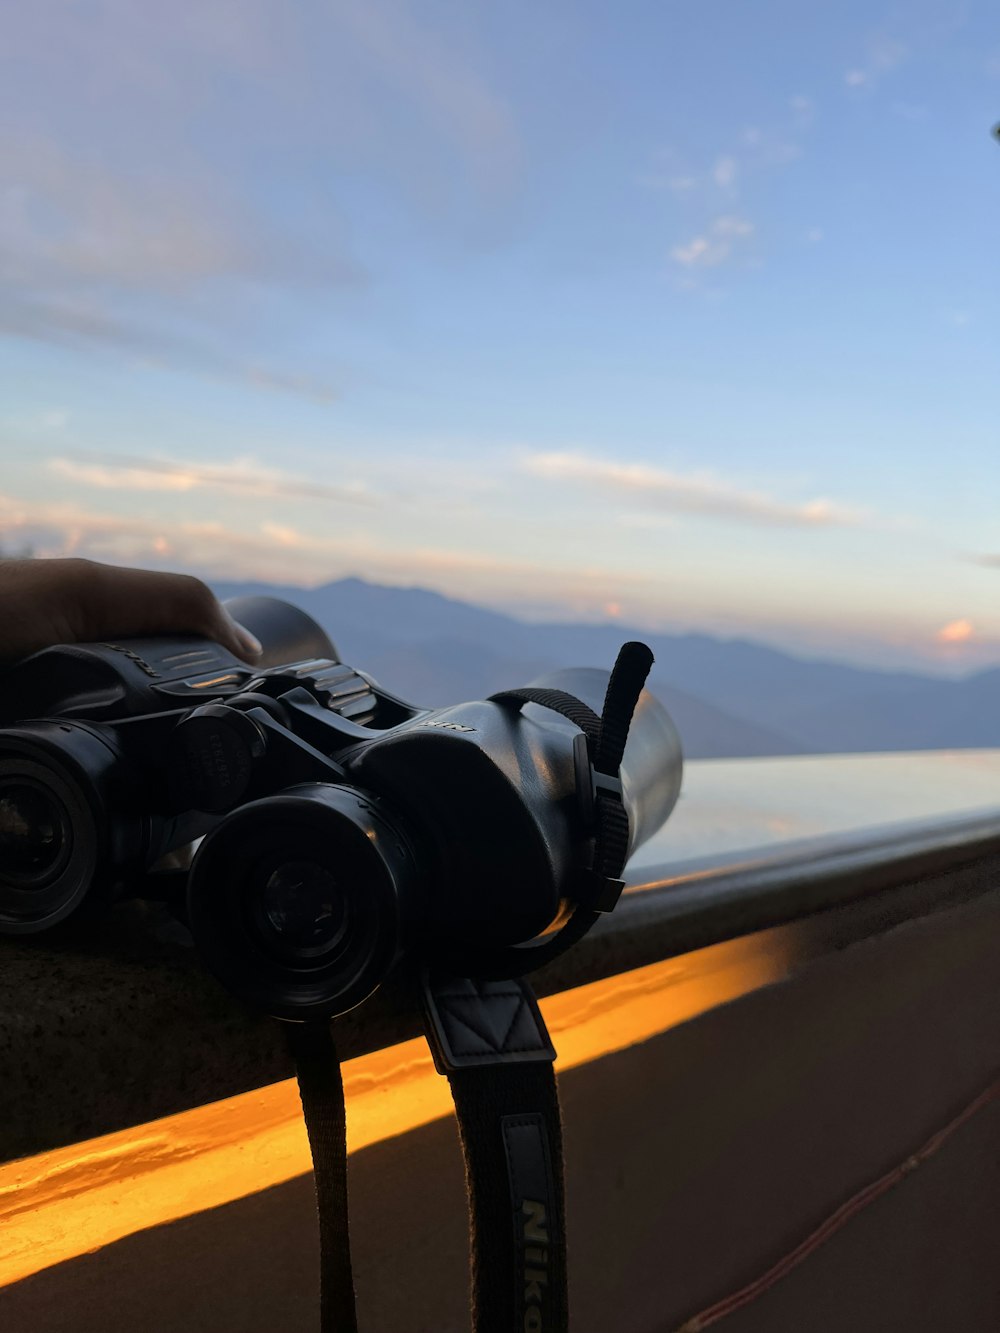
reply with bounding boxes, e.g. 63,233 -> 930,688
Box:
0,903 -> 291,1162
3,807 -> 1000,1162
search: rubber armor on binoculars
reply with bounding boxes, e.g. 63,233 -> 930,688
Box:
0,597 -> 682,1019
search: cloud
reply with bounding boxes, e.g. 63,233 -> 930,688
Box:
643,108 -> 805,202
671,216 -> 754,269
845,31 -> 910,89
738,126 -> 800,167
789,95 -> 815,124
3,137 -> 316,290
521,452 -> 862,529
3,2 -> 518,199
46,453 -> 375,505
0,142 -> 352,398
1,294 -> 342,401
330,0 -> 519,200
891,101 -> 930,122
0,490 -> 644,611
972,553 -> 1000,568
0,126 -> 365,299
0,0 -> 520,389
648,101 -> 811,279
712,156 -> 737,188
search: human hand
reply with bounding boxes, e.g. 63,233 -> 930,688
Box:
0,559 -> 263,666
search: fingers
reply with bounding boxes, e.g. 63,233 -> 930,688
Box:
62,561 -> 264,662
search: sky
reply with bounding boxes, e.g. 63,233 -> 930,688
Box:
1,0 -> 999,673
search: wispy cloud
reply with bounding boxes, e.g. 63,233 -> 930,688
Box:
46,453 -> 375,505
0,133 -> 358,291
789,95 -> 815,126
972,553 -> 1000,568
844,33 -> 909,90
0,131 -> 354,397
643,97 -> 813,282
891,100 -> 930,122
521,452 -> 863,529
643,97 -> 809,201
0,0 -> 520,391
0,294 -> 344,400
658,175 -> 699,194
330,0 -> 519,200
845,4 -> 973,96
712,156 -> 738,188
0,490 -> 647,613
670,216 -> 754,269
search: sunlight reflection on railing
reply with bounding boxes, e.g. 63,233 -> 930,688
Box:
0,929 -> 793,1288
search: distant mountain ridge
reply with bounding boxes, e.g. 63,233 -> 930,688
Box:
212,576 -> 1000,759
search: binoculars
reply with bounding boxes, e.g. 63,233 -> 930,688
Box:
0,598 -> 682,1019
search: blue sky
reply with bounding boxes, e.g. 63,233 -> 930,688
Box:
1,0 -> 998,671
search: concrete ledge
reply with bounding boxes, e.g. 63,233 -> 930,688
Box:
2,756 -> 1000,1163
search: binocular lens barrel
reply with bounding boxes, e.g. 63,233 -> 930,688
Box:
525,666 -> 683,856
0,781 -> 72,883
186,784 -> 418,1021
0,728 -> 105,933
221,596 -> 338,667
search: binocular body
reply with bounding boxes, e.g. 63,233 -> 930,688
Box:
0,598 -> 682,1019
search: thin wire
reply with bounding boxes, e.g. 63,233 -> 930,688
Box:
672,1073 -> 1000,1333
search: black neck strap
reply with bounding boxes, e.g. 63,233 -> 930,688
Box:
423,973 -> 567,1333
288,973 -> 564,1333
285,1021 -> 359,1333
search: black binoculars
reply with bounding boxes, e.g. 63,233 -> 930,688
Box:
0,598 -> 682,1019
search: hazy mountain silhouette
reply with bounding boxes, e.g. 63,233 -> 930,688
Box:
213,576 -> 996,758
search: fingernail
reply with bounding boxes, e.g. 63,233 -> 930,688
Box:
224,610 -> 263,659
235,624 -> 263,658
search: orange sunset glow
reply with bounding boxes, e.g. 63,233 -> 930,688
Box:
0,933 -> 791,1290
937,619 -> 974,644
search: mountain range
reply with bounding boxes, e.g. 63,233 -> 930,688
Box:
211,576 -> 1000,759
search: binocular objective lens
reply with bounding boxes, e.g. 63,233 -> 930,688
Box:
0,782 -> 70,886
259,860 -> 350,955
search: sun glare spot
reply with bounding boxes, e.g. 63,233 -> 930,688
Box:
937,619 -> 974,644
604,601 -> 622,618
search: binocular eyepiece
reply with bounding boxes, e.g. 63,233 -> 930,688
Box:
0,598 -> 683,1019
